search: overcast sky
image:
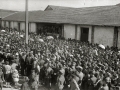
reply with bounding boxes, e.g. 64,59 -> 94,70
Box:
0,0 -> 120,11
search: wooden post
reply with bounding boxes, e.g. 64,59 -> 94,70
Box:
25,0 -> 29,45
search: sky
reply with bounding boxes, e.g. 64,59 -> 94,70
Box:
0,0 -> 120,11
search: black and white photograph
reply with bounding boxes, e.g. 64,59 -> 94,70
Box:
0,0 -> 120,90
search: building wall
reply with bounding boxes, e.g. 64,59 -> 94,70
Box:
64,24 -> 75,39
6,21 -> 9,27
30,23 -> 36,32
20,22 -> 25,31
63,24 -> 92,42
10,21 -> 14,29
13,22 -> 18,29
118,27 -> 120,48
94,26 -> 114,47
1,21 -> 4,28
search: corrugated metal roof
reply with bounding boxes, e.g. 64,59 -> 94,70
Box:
2,4 -> 120,26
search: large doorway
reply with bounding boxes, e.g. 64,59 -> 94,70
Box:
80,27 -> 89,42
113,27 -> 118,47
18,22 -> 20,33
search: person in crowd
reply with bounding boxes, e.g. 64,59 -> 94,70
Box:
69,74 -> 80,90
12,69 -> 19,89
57,70 -> 65,90
19,52 -> 26,76
75,66 -> 84,89
0,28 -> 120,90
25,52 -> 34,77
0,58 -> 4,90
21,76 -> 30,90
29,70 -> 39,90
45,62 -> 53,90
100,81 -> 109,90
3,61 -> 11,88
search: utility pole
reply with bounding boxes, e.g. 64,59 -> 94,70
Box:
25,0 -> 28,45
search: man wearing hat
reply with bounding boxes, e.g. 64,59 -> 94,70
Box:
75,66 -> 84,89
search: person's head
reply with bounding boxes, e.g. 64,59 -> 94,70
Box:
76,66 -> 83,72
24,76 -> 29,82
11,60 -> 16,64
31,69 -> 35,74
5,61 -> 9,65
13,69 -> 18,74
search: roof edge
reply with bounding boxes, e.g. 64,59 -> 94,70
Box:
44,5 -> 53,11
2,12 -> 19,19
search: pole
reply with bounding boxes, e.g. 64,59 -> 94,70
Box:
25,0 -> 28,45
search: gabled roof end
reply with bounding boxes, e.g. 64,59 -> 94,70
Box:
44,5 -> 53,11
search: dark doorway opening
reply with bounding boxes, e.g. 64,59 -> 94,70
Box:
114,27 -> 118,47
36,23 -> 62,36
18,22 -> 20,33
80,27 -> 89,42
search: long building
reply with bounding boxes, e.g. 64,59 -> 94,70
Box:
0,9 -> 17,29
1,4 -> 120,48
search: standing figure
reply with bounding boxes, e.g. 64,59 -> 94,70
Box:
69,74 -> 80,90
57,70 -> 65,90
3,61 -> 11,88
45,63 -> 53,90
29,70 -> 39,90
12,69 -> 19,89
25,52 -> 34,77
21,76 -> 30,90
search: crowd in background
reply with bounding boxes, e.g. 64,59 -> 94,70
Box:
36,25 -> 62,35
0,28 -> 119,90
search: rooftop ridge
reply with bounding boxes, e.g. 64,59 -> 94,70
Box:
0,9 -> 18,12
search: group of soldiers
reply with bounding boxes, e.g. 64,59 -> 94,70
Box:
0,29 -> 120,90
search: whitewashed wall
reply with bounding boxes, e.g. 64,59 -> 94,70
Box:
94,26 -> 114,47
20,22 -> 25,31
1,21 -> 4,28
13,22 -> 18,29
64,24 -> 75,39
6,21 -> 9,27
30,23 -> 36,32
118,27 -> 120,48
63,24 -> 92,42
10,21 -> 14,29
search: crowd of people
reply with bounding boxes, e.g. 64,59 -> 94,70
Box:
37,25 -> 62,35
0,28 -> 120,90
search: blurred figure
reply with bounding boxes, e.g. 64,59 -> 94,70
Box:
57,70 -> 65,90
3,61 -> 11,88
21,76 -> 30,90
